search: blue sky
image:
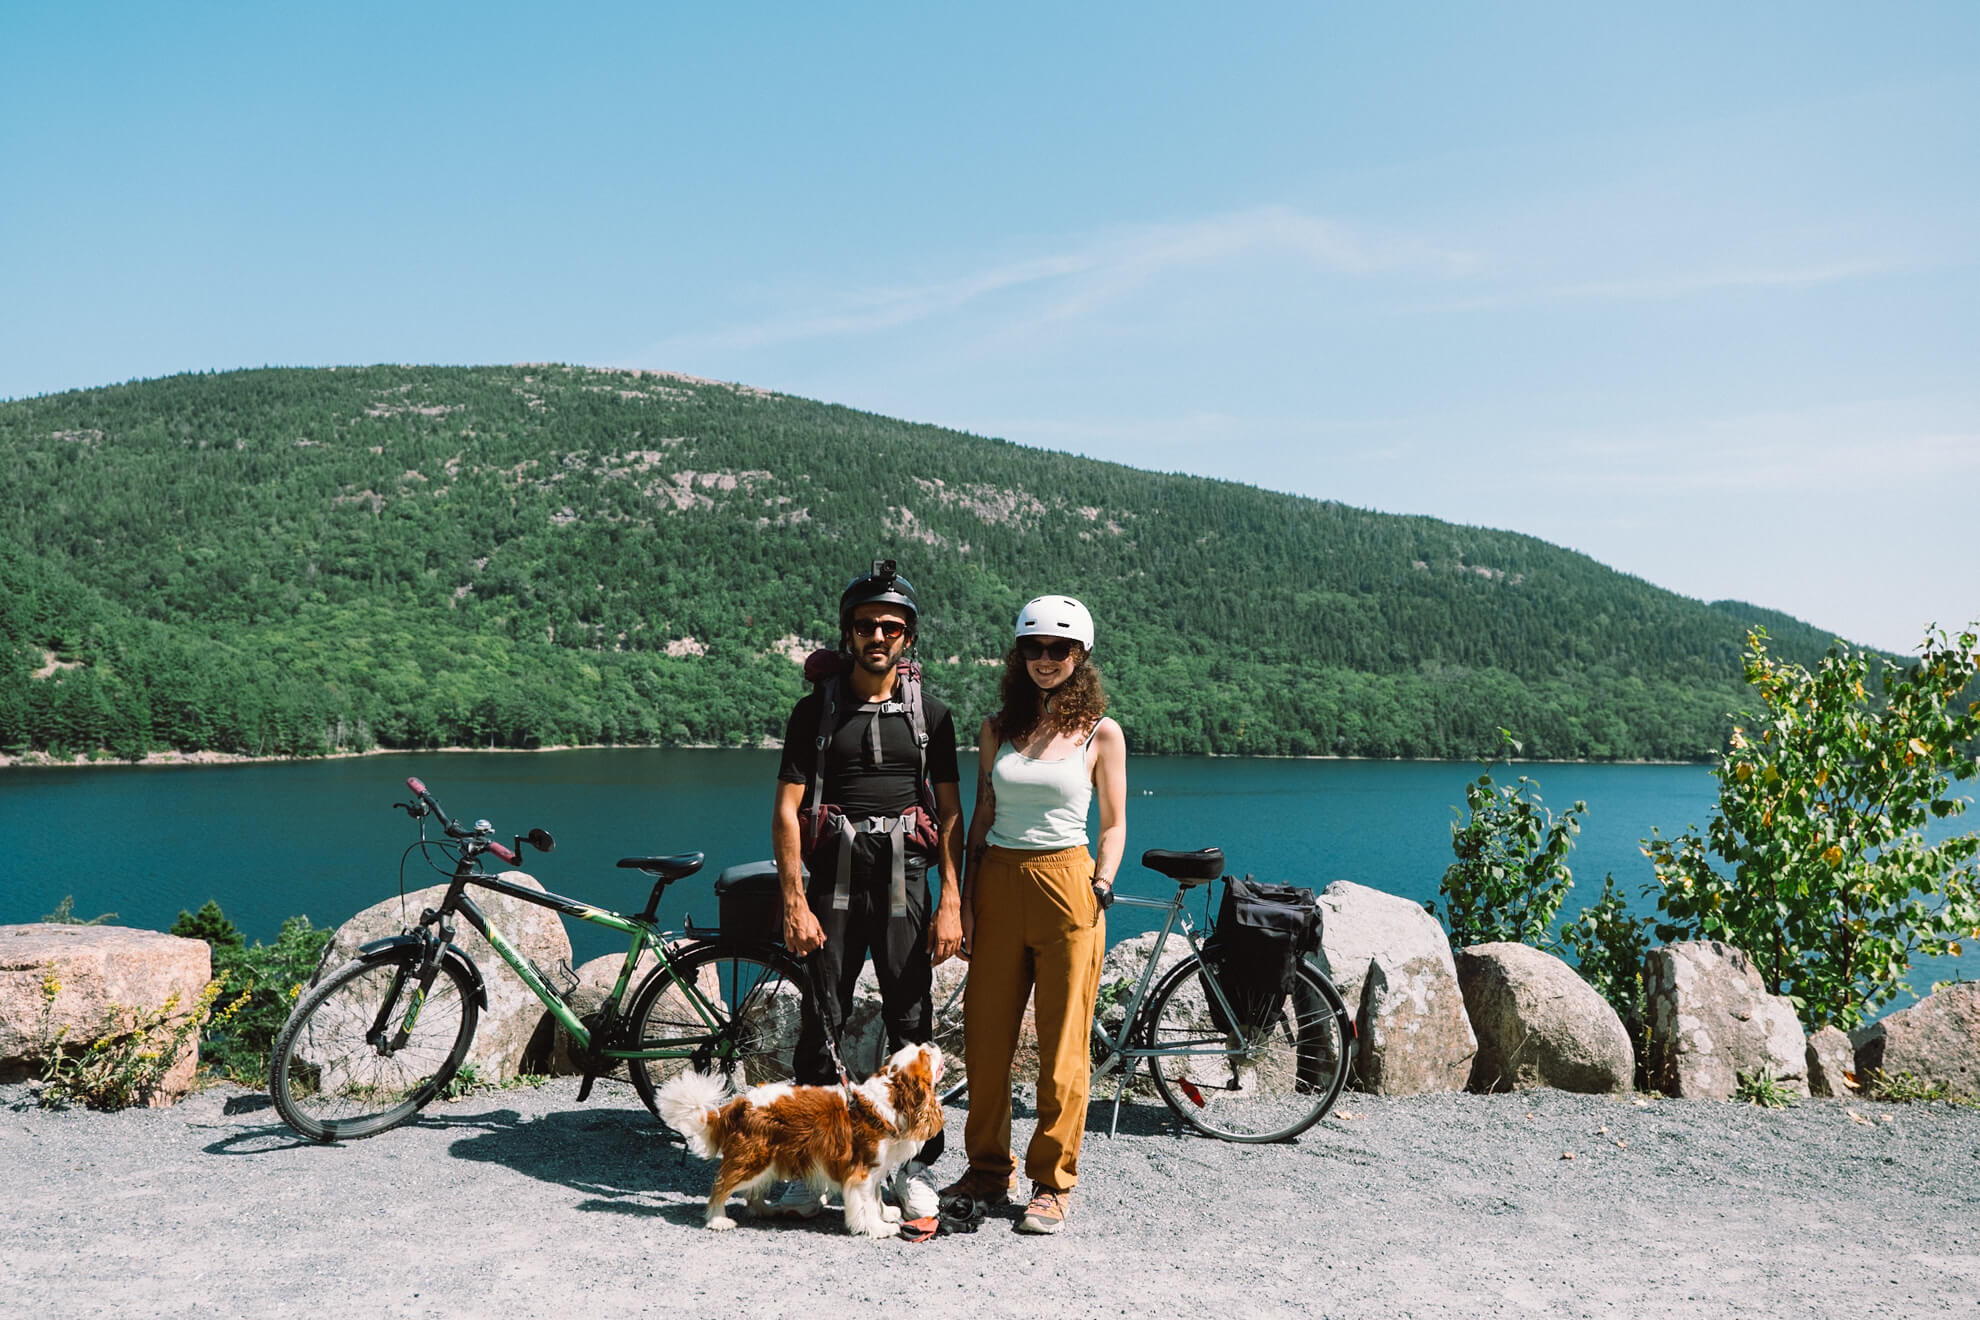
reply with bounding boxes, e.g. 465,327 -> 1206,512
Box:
4,2 -> 1975,652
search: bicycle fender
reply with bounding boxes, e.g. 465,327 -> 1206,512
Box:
353,935 -> 491,1011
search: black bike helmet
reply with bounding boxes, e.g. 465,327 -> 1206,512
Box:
839,558 -> 920,637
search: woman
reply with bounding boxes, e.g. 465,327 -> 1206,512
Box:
941,595 -> 1126,1236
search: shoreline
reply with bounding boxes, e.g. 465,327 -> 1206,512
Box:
0,744 -> 1714,771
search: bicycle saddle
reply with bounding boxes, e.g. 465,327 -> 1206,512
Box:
617,852 -> 705,882
1140,848 -> 1224,884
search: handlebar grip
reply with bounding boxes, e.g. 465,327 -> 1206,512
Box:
407,777 -> 430,799
486,840 -> 518,864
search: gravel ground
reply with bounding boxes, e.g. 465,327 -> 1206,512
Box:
4,1077 -> 1977,1319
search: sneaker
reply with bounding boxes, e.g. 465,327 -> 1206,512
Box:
889,1170 -> 941,1220
760,1181 -> 827,1219
1016,1183 -> 1070,1235
937,1167 -> 1018,1208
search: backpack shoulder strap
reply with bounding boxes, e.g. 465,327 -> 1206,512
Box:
896,664 -> 932,806
897,664 -> 930,749
807,671 -> 843,812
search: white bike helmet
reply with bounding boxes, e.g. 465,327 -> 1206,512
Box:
1015,595 -> 1096,651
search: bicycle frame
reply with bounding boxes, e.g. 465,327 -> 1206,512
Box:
1088,883 -> 1258,1135
422,853 -> 731,1064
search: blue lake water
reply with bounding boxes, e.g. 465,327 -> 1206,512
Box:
4,750 -> 1971,1012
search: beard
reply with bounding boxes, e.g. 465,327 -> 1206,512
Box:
854,643 -> 901,675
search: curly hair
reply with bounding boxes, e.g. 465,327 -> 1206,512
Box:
990,643 -> 1108,747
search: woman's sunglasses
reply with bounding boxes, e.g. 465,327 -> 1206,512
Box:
1018,637 -> 1078,662
851,619 -> 907,640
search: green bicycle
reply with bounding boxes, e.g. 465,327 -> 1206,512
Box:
268,776 -> 810,1143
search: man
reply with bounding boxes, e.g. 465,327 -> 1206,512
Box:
770,560 -> 964,1215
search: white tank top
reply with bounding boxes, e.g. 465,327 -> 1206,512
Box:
985,731 -> 1096,850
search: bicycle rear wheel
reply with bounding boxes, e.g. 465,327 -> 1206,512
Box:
1142,956 -> 1353,1143
626,941 -> 807,1124
269,945 -> 479,1143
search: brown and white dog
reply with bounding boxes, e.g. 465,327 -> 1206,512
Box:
656,1042 -> 945,1237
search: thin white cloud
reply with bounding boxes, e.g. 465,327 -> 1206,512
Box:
1428,258 -> 1900,313
1548,258 -> 1900,301
629,205 -> 1472,359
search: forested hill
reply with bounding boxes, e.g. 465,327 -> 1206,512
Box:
0,365 -> 1849,761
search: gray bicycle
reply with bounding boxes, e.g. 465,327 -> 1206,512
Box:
931,847 -> 1357,1143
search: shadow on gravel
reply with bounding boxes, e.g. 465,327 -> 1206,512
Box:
203,1125 -> 316,1156
441,1105 -> 710,1215
1082,1098 -> 1186,1138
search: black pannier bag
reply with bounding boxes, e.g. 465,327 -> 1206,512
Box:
1199,875 -> 1323,1033
713,861 -> 787,946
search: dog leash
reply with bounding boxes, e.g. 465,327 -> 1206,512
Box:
802,953 -> 954,1245
801,952 -> 860,1106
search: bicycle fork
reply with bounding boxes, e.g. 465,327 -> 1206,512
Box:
366,919 -> 452,1057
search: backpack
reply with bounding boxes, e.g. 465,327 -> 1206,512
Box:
796,648 -> 940,918
1199,875 -> 1324,1033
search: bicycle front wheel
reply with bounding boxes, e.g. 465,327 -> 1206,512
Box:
626,942 -> 808,1124
1143,956 -> 1353,1143
269,946 -> 479,1143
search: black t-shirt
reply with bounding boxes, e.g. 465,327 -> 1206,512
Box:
777,685 -> 961,821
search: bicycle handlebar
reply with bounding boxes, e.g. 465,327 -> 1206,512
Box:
404,776 -> 522,864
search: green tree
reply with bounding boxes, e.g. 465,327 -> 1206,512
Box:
1645,627 -> 1980,1028
170,903 -> 331,1082
1432,734 -> 1586,948
169,899 -> 243,950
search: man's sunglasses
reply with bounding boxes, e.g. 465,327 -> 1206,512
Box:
851,619 -> 907,640
1018,637 -> 1078,662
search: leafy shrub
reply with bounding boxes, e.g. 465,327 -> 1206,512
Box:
1864,1070 -> 1976,1106
1733,1065 -> 1799,1109
169,901 -> 333,1084
1645,627 -> 1980,1029
1433,737 -> 1586,950
1559,873 -> 1656,1074
34,968 -> 241,1110
440,1062 -> 484,1100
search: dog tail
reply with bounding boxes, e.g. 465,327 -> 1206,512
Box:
655,1069 -> 732,1159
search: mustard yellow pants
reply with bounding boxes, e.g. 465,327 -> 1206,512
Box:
963,844 -> 1105,1192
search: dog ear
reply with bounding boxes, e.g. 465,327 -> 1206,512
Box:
889,1049 -> 933,1114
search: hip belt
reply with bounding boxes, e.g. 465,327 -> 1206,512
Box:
825,813 -> 919,918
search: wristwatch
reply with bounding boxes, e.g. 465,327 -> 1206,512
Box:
1091,879 -> 1114,911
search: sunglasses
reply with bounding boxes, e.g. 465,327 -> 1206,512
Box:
851,619 -> 907,640
1018,637 -> 1078,662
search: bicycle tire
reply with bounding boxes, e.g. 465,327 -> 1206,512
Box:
269,945 -> 479,1143
626,941 -> 808,1124
1142,955 -> 1353,1143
